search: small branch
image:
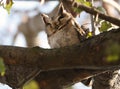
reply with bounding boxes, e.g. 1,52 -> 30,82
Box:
70,0 -> 120,26
90,0 -> 96,35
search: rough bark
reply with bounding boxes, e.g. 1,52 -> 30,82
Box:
8,0 -> 120,89
92,70 -> 120,89
35,69 -> 112,89
0,28 -> 119,88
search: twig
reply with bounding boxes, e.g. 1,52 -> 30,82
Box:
71,0 -> 120,27
90,0 -> 95,35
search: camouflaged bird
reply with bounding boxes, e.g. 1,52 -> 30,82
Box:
41,4 -> 92,86
41,4 -> 86,48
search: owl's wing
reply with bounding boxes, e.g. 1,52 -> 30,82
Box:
73,21 -> 88,41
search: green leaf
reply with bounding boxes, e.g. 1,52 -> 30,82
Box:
106,42 -> 120,62
75,0 -> 85,3
0,57 -> 6,76
73,7 -> 83,13
106,55 -> 119,62
74,0 -> 92,13
75,0 -> 92,7
99,21 -> 112,32
96,6 -> 106,14
23,80 -> 39,89
3,0 -> 14,14
84,1 -> 92,7
86,32 -> 93,38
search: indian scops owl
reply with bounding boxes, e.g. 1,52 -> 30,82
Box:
42,4 -> 86,48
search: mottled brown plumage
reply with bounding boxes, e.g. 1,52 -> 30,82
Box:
42,4 -> 86,48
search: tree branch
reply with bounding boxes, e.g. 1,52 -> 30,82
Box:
0,30 -> 120,70
63,0 -> 120,26
0,28 -> 120,88
35,69 -> 111,89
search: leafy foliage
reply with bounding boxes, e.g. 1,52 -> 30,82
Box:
106,42 -> 120,62
75,0 -> 92,7
99,20 -> 112,32
74,0 -> 92,13
86,32 -> 93,38
23,80 -> 39,89
73,7 -> 83,13
96,7 -> 106,14
0,0 -> 13,14
0,57 -> 6,76
4,0 -> 14,14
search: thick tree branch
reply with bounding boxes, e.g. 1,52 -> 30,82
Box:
35,68 -> 119,89
1,0 -> 120,88
0,28 -> 120,88
0,29 -> 120,70
36,28 -> 120,89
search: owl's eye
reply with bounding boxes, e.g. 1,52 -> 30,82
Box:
46,22 -> 51,26
58,15 -> 64,21
59,15 -> 64,19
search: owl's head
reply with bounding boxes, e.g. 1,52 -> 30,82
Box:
41,4 -> 73,37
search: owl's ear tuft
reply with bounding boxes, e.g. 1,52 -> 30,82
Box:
58,3 -> 66,15
41,14 -> 51,26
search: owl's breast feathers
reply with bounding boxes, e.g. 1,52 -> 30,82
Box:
48,18 -> 86,48
42,4 -> 86,48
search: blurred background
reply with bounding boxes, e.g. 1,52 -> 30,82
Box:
0,0 -> 120,89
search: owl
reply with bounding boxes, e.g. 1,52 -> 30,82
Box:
41,4 -> 86,48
